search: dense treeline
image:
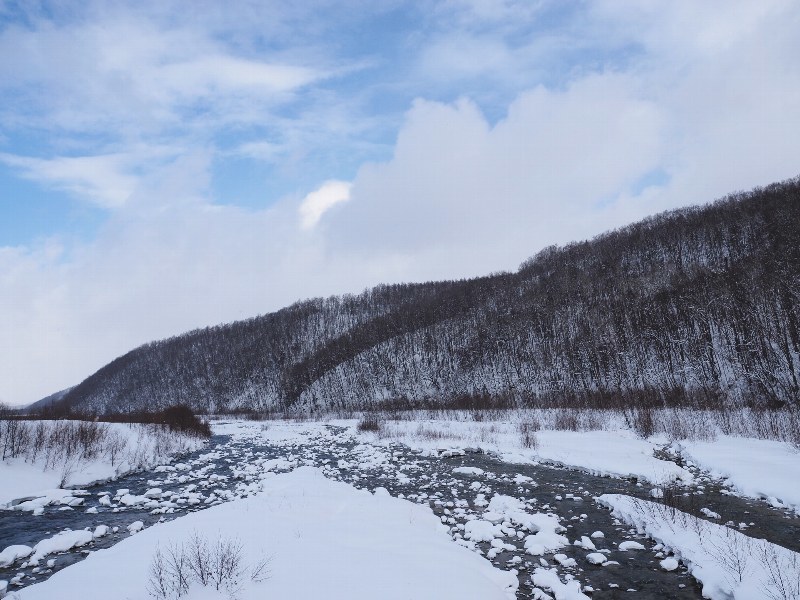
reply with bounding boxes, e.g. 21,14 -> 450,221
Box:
42,177 -> 800,414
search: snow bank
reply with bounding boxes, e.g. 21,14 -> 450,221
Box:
677,436 -> 800,512
532,430 -> 691,485
597,493 -> 800,600
28,530 -> 94,565
16,467 -> 517,600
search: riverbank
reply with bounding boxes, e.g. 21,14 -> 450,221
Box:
0,421 -> 206,507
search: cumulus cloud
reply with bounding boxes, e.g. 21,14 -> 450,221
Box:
330,75 -> 666,277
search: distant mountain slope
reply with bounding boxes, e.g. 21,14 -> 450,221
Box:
48,177 -> 800,414
27,387 -> 73,412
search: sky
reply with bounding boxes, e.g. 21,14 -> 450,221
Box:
2,0 -> 800,406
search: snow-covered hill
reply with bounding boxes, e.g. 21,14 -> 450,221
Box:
43,177 -> 800,415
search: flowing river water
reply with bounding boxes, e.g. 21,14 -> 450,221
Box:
1,424 -> 798,599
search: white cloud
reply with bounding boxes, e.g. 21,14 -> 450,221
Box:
0,18 -> 323,135
298,180 -> 352,230
329,74 -> 666,277
232,141 -> 285,163
0,151 -> 153,208
160,55 -> 318,95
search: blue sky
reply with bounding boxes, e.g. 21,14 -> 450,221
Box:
0,0 -> 607,239
2,0 -> 800,404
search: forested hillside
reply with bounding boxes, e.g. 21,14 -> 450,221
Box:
46,178 -> 800,414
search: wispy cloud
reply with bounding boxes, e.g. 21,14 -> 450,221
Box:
0,14 -> 326,132
0,152 -> 141,208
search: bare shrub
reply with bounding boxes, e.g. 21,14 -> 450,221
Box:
148,547 -> 172,600
581,410 -> 604,431
518,422 -> 539,449
208,537 -> 246,592
716,409 -> 736,436
0,418 -> 202,482
30,421 -> 47,461
58,455 -> 81,487
104,431 -> 127,466
187,533 -> 212,587
706,526 -> 754,589
413,423 -> 455,441
148,543 -> 191,599
629,407 -> 656,439
786,408 -> 800,450
0,418 -> 32,459
356,416 -> 382,432
148,533 -> 270,600
478,424 -> 498,445
552,409 -> 579,431
760,542 -> 800,600
659,409 -> 717,442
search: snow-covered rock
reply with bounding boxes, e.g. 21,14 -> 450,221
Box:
465,519 -> 502,542
29,530 -> 94,565
93,525 -> 109,539
618,540 -> 645,551
453,467 -> 485,477
0,545 -> 33,568
532,568 -> 590,600
144,488 -> 163,499
586,552 -> 607,565
660,557 -> 679,571
127,521 -> 144,534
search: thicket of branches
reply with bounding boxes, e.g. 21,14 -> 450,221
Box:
27,404 -> 212,438
0,417 -> 204,487
42,177 -> 800,414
